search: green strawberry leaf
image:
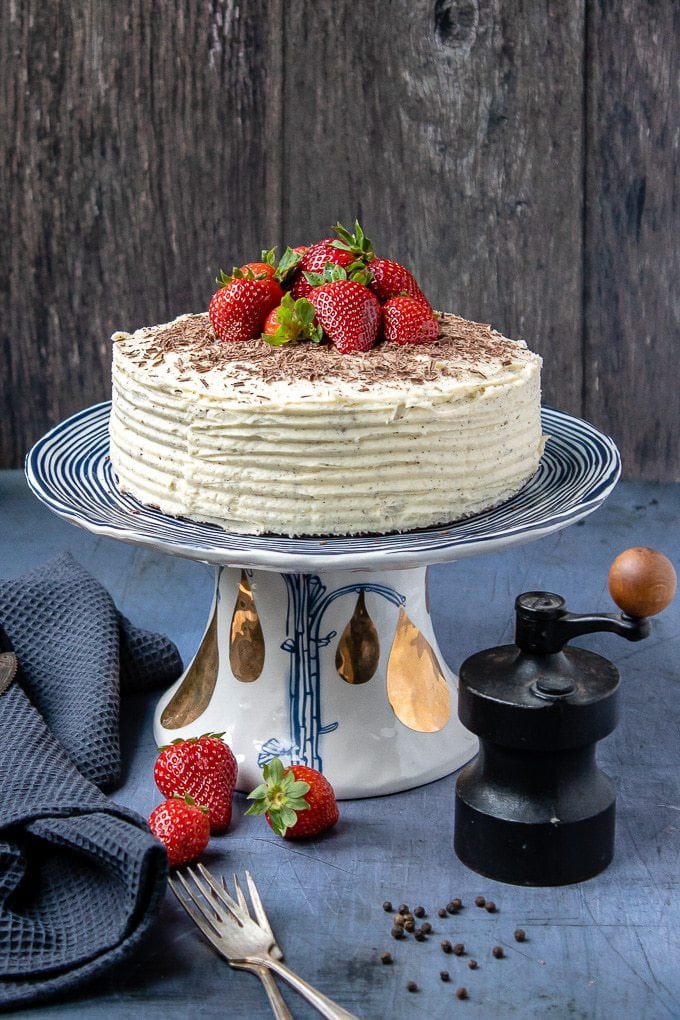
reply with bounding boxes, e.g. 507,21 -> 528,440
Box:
332,219 -> 374,261
274,246 -> 304,284
262,294 -> 323,347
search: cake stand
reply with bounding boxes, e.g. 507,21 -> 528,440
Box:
26,403 -> 620,799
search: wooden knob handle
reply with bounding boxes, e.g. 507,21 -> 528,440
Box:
608,547 -> 676,617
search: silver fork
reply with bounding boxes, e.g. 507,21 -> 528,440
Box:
225,873 -> 292,1020
169,863 -> 359,1020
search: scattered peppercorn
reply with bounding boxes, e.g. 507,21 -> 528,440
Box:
380,951 -> 393,964
485,901 -> 497,913
451,897 -> 463,910
474,896 -> 486,907
514,928 -> 527,942
453,943 -> 465,956
468,959 -> 478,970
440,970 -> 450,982
406,981 -> 418,993
404,919 -> 416,932
382,900 -> 393,913
414,929 -> 426,942
446,900 -> 459,914
492,945 -> 505,959
399,904 -> 409,914
438,907 -> 448,918
441,940 -> 453,954
456,987 -> 469,1000
393,913 -> 406,927
391,926 -> 405,940
414,905 -> 426,918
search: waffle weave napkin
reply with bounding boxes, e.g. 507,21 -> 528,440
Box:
0,554 -> 183,1010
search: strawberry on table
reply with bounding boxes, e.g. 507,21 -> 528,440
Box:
154,732 -> 238,833
382,295 -> 440,345
148,794 -> 210,868
246,757 -> 339,839
209,268 -> 283,343
308,272 -> 382,354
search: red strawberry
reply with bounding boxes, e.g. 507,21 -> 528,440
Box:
148,794 -> 210,867
154,733 -> 238,833
368,258 -> 429,305
245,757 -> 339,839
382,295 -> 440,345
290,239 -> 358,298
262,293 -> 323,346
209,270 -> 283,343
308,279 -> 381,353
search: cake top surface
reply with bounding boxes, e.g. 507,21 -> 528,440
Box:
113,311 -> 540,399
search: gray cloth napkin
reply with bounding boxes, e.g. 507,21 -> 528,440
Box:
0,554 -> 183,1010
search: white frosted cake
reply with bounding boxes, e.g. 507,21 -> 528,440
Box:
109,311 -> 543,536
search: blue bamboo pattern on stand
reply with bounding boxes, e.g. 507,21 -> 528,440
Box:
258,573 -> 405,772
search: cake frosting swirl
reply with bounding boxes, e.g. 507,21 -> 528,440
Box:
110,311 -> 543,536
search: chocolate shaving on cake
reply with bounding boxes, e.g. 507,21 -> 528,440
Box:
117,311 -> 528,389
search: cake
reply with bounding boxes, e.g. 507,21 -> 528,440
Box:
109,310 -> 543,536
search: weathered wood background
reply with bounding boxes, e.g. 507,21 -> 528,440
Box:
1,1 -> 678,478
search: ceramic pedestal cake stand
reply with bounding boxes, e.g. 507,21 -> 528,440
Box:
26,403 -> 620,799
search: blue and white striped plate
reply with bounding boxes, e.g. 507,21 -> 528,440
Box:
25,403 -> 620,571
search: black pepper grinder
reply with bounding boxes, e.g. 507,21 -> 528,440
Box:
454,547 -> 676,886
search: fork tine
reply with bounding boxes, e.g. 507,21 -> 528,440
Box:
193,863 -> 244,922
244,870 -> 275,937
230,873 -> 249,915
168,874 -> 223,942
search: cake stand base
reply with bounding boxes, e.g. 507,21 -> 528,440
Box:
153,564 -> 478,799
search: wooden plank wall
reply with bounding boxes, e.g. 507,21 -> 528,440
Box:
1,1 -> 677,479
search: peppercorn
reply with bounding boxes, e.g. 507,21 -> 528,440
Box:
438,907 -> 448,918
441,939 -> 453,954
485,901 -> 497,913
451,897 -> 463,910
382,900 -> 393,913
398,904 -> 409,914
406,980 -> 418,993
474,895 -> 486,907
404,919 -> 416,932
453,942 -> 465,956
414,905 -> 426,918
514,928 -> 527,942
446,900 -> 459,914
393,913 -> 406,926
492,945 -> 505,959
391,926 -> 405,940
421,921 -> 433,934
440,970 -> 450,982
456,987 -> 469,1000
414,929 -> 426,942
468,959 -> 478,970
380,951 -> 393,964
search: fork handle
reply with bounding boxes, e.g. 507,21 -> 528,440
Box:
264,959 -> 360,1020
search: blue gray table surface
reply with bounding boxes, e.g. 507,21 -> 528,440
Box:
2,469 -> 679,1019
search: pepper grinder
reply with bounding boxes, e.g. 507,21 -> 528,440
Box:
454,547 -> 676,886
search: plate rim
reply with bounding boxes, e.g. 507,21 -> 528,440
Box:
25,402 -> 621,572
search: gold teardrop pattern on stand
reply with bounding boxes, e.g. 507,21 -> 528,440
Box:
386,607 -> 451,732
335,590 -> 380,684
160,606 -> 219,729
229,570 -> 265,682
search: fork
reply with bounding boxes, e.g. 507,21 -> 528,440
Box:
224,873 -> 292,1020
169,864 -> 359,1020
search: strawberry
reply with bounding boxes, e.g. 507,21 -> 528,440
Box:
308,277 -> 381,353
154,733 -> 238,833
148,794 -> 210,867
209,269 -> 283,343
262,292 -> 323,346
382,295 -> 440,345
290,240 -> 358,298
245,757 -> 339,839
367,257 -> 429,305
